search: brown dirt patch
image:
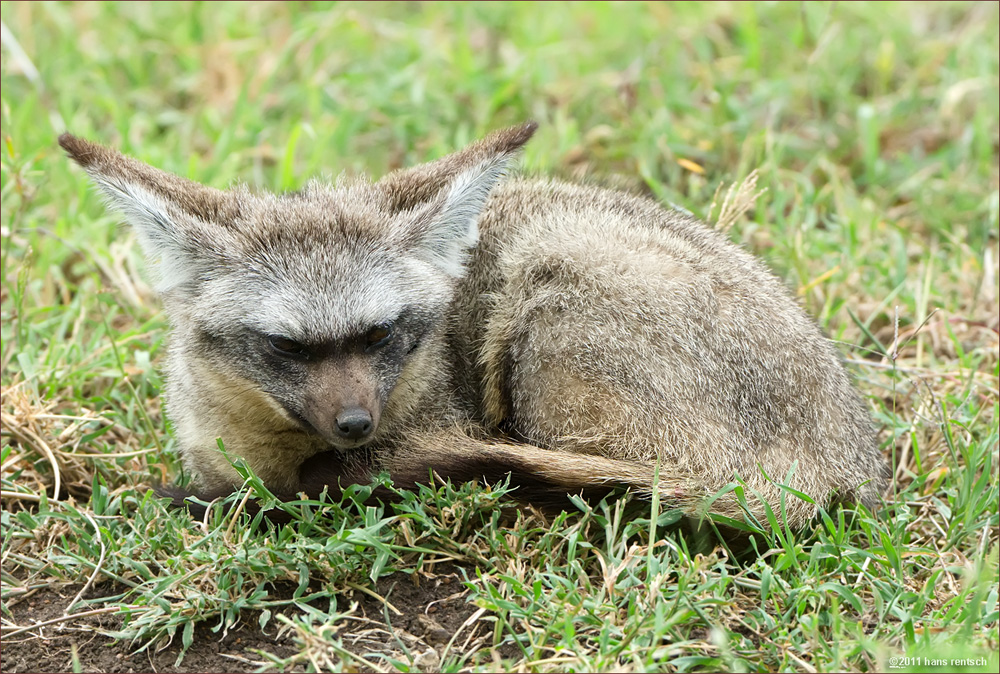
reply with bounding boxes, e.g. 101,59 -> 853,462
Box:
1,564 -> 491,673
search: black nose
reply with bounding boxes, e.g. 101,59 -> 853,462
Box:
334,407 -> 373,440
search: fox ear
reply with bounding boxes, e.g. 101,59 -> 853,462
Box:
407,153 -> 513,277
380,122 -> 538,277
59,133 -> 240,292
378,121 -> 537,212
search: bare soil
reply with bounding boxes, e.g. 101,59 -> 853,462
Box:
1,565 -> 490,673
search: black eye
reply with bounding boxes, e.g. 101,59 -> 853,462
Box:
365,323 -> 393,351
268,335 -> 308,358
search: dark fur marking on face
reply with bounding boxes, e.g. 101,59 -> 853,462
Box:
191,309 -> 442,448
249,306 -> 434,361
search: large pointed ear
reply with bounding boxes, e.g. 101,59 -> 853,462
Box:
378,121 -> 537,212
380,122 -> 537,277
59,133 -> 241,292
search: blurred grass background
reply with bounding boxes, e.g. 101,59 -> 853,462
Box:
1,2 -> 998,672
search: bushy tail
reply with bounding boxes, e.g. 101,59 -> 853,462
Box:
160,430 -> 705,524
365,430 -> 695,513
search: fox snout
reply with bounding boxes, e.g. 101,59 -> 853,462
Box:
298,358 -> 383,448
334,406 -> 374,440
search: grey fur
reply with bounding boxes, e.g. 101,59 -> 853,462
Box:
59,124 -> 887,528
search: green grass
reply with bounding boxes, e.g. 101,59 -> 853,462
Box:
2,1 -> 998,671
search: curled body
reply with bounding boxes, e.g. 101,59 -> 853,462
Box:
60,123 -> 887,528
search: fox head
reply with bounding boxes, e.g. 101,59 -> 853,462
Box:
60,123 -> 537,451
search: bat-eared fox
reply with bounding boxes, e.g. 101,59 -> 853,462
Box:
60,122 -> 886,530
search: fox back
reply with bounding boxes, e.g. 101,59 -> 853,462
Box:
61,123 -> 887,529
